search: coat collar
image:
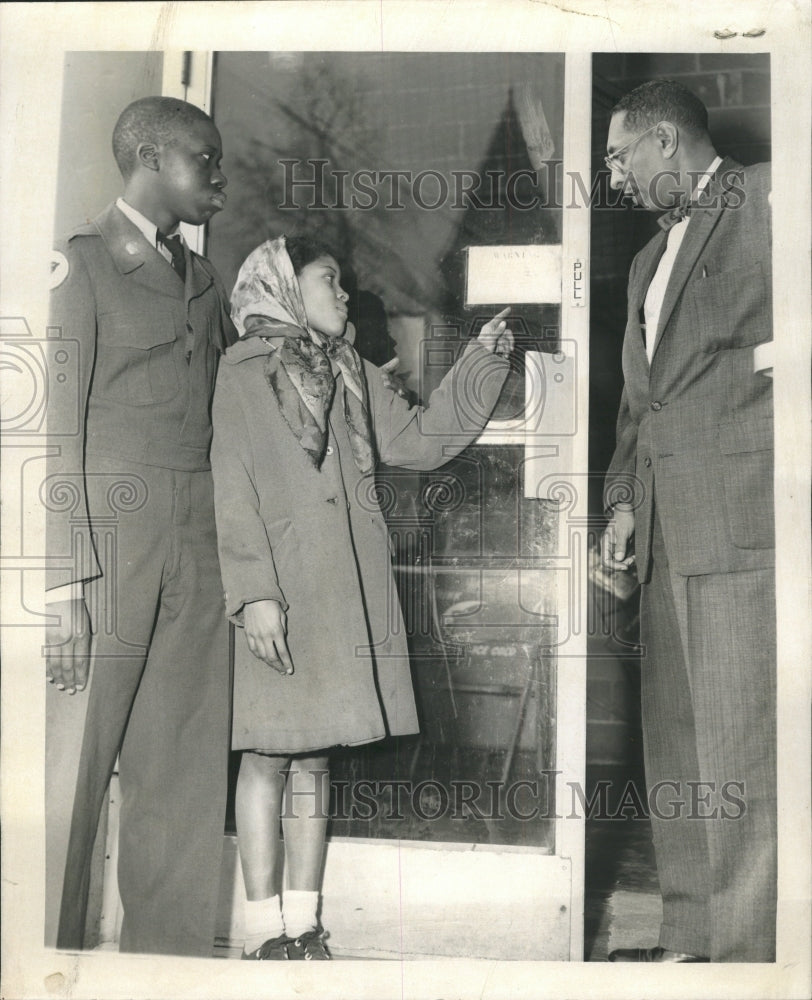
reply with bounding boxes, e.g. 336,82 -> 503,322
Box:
222,336 -> 277,365
224,323 -> 359,366
87,202 -> 213,303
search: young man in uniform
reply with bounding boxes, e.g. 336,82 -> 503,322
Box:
45,96 -> 237,956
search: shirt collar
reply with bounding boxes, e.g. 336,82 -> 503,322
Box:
692,155 -> 723,201
116,197 -> 181,248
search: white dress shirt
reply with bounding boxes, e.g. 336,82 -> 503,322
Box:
643,156 -> 723,362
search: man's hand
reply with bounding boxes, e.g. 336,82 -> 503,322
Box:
477,307 -> 515,357
601,508 -> 636,571
243,599 -> 294,675
45,599 -> 92,694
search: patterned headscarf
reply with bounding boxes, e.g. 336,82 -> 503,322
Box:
231,237 -> 375,474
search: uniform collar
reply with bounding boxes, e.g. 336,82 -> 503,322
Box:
115,197 -> 182,250
692,155 -> 723,201
92,203 -> 210,302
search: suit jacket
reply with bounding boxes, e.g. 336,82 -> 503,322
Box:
45,202 -> 238,590
605,159 -> 774,581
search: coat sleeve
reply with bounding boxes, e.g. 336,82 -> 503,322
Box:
44,237 -> 102,591
368,339 -> 509,471
603,385 -> 642,512
603,254 -> 643,514
211,368 -> 288,622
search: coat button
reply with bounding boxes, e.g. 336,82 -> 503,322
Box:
650,401 -> 663,412
326,497 -> 337,505
644,457 -> 652,468
325,445 -> 334,456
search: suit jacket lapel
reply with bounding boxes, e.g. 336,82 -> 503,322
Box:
94,203 -> 185,300
628,232 -> 668,365
651,157 -> 742,359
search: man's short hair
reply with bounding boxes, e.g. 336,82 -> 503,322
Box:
612,80 -> 709,138
112,97 -> 213,178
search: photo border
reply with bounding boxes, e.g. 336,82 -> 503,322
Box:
1,3 -> 809,999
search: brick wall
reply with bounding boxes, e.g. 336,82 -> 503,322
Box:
595,52 -> 771,165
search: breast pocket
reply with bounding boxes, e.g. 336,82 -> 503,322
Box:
690,261 -> 771,354
95,306 -> 181,404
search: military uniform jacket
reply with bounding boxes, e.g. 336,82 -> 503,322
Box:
46,202 -> 237,590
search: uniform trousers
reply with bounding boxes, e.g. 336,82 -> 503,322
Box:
640,512 -> 776,961
48,458 -> 231,956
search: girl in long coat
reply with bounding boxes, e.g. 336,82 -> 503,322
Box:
211,235 -> 512,959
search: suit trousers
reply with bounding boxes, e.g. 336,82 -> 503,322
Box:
640,513 -> 776,961
50,458 -> 231,956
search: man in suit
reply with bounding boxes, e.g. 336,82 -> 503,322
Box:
44,97 -> 237,955
601,80 -> 775,962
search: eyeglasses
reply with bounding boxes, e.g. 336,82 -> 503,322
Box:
604,122 -> 662,172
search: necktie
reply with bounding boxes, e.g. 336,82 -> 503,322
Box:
157,231 -> 194,360
157,231 -> 186,283
657,203 -> 691,233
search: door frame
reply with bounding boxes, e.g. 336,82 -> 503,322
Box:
148,48 -> 590,960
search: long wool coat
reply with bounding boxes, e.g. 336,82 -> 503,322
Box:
211,336 -> 509,753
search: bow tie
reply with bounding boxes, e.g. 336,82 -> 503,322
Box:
657,203 -> 692,233
157,230 -> 186,282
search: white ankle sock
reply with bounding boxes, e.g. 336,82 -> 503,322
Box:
282,889 -> 319,938
244,894 -> 284,953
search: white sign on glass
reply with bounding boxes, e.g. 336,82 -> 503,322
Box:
465,244 -> 562,306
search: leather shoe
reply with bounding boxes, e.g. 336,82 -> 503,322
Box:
608,946 -> 709,962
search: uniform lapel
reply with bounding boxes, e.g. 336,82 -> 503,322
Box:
186,250 -> 213,304
95,203 -> 235,353
650,157 -> 741,360
94,203 -> 185,300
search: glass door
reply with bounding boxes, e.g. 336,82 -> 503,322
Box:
204,50 -> 588,959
